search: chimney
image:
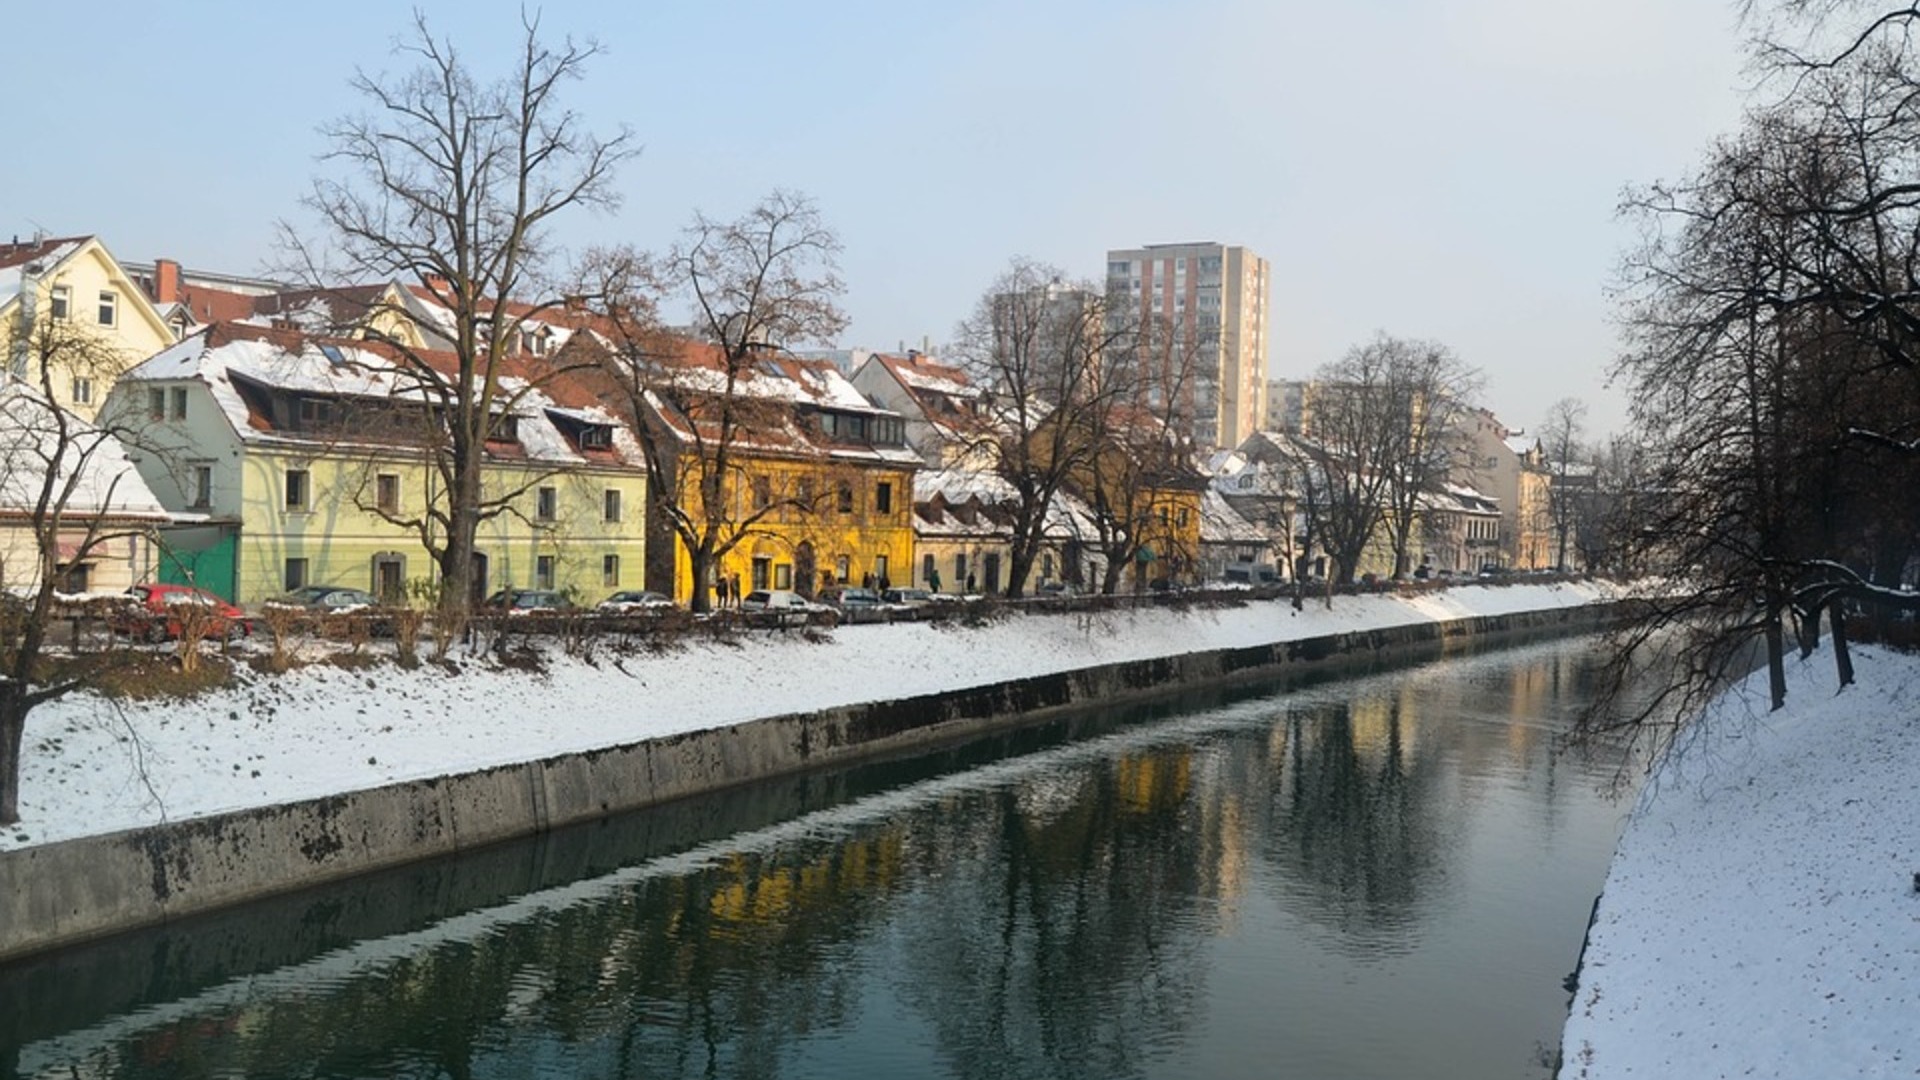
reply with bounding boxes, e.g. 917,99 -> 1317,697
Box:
154,258 -> 182,305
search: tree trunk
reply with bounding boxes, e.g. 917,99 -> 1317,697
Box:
1764,609 -> 1788,711
1830,598 -> 1854,688
0,683 -> 26,826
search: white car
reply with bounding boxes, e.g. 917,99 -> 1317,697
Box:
740,589 -> 831,614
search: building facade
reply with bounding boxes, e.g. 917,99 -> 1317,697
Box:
1105,242 -> 1270,451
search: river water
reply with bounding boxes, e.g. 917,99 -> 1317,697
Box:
1,634 -> 1639,1080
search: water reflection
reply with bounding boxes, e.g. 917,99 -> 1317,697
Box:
3,636 -> 1636,1080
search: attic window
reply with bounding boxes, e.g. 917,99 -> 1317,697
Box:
319,343 -> 347,367
490,414 -> 519,441
578,424 -> 612,449
758,359 -> 785,379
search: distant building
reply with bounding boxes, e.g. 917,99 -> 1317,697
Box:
1459,408 -> 1552,570
1105,242 -> 1270,451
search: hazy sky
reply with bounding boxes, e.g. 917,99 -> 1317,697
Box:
6,0 -> 1757,437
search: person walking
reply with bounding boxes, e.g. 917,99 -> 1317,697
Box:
928,566 -> 942,593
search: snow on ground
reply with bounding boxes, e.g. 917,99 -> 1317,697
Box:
1560,642 -> 1920,1079
0,581 -> 1613,852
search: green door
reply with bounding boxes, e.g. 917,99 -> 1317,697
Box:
157,530 -> 239,601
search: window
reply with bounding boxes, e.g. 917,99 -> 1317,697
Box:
284,557 -> 309,591
751,556 -> 771,591
836,481 -> 854,515
298,398 -> 333,427
796,477 -> 815,511
285,468 -> 310,511
954,554 -> 968,585
97,290 -> 117,327
190,464 -> 212,508
835,554 -> 851,583
60,561 -> 90,594
579,425 -> 611,449
1177,508 -> 1189,528
602,554 -> 620,587
376,473 -> 400,513
753,475 -> 772,510
535,554 -> 556,589
71,376 -> 93,406
491,414 -> 519,441
774,563 -> 792,589
148,388 -> 166,420
923,554 -> 936,586
603,488 -> 623,523
169,387 -> 187,421
49,285 -> 69,322
875,481 -> 893,515
874,555 -> 889,587
536,486 -> 557,522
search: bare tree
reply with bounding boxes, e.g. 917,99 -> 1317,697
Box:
1539,397 -> 1590,572
279,10 -> 633,624
592,191 -> 848,614
1297,336 -> 1479,584
0,313 -> 163,824
950,259 -> 1137,598
1073,312 -> 1209,593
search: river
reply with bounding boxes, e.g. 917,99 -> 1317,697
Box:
0,633 -> 1639,1079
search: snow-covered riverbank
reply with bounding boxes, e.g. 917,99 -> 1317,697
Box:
1560,642 -> 1920,1079
4,581 -> 1615,853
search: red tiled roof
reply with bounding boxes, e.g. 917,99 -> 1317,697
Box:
0,235 -> 91,270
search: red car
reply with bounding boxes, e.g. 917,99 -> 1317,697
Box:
112,584 -> 253,642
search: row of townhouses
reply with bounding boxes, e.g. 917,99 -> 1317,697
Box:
0,234 -> 1558,609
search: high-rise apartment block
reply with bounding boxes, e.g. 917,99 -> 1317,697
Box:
1105,242 -> 1269,450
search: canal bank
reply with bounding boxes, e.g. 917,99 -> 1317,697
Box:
1558,641 -> 1920,1079
0,582 -> 1622,961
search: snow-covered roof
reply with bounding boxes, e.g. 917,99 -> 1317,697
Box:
0,386 -> 169,519
1199,490 -> 1268,544
0,237 -> 89,311
119,324 -> 644,469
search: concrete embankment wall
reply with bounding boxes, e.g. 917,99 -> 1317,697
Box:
0,602 -> 1613,963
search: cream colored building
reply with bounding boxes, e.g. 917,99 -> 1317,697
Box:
1,235 -> 175,420
1105,242 -> 1270,450
1460,408 -> 1553,570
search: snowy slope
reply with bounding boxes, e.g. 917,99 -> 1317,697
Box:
4,582 -> 1611,852
1561,643 -> 1920,1079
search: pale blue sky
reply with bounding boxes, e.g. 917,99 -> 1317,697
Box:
6,0 -> 1754,436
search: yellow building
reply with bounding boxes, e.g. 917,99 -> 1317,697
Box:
1,235 -> 176,420
589,341 -> 919,605
102,322 -> 647,604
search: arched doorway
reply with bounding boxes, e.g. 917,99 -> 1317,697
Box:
795,541 -> 817,598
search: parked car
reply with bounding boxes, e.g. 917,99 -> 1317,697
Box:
881,587 -> 934,607
596,589 -> 675,613
265,585 -> 379,613
740,589 -> 832,614
1037,581 -> 1079,598
111,583 -> 253,642
819,586 -> 882,609
481,588 -> 573,615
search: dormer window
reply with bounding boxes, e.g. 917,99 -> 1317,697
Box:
490,414 -> 519,441
298,397 -> 335,427
578,424 -> 612,449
